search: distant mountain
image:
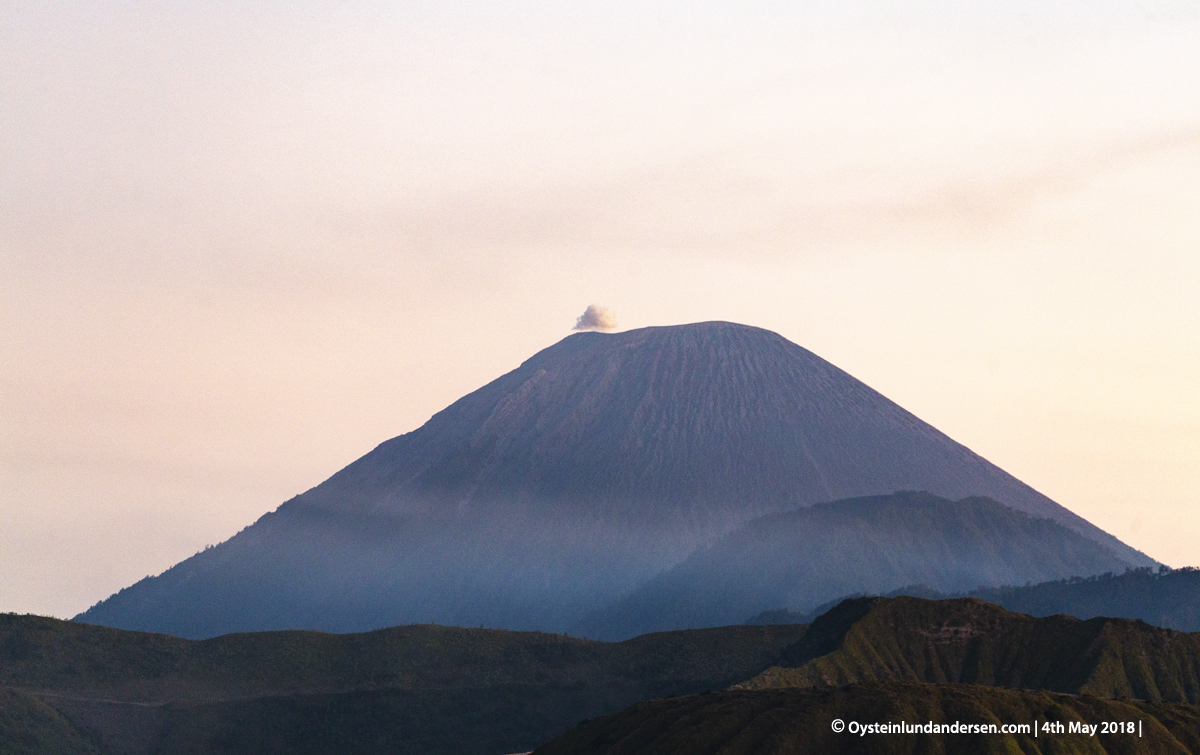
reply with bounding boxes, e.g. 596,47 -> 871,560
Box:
77,322 -> 1152,638
749,567 -> 1200,633
738,596 -> 1200,703
533,682 -> 1200,755
576,492 -> 1135,639
0,613 -> 805,755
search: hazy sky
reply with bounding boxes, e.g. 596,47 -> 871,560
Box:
2,0 -> 1198,619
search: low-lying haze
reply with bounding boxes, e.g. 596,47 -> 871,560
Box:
1,0 -> 1198,618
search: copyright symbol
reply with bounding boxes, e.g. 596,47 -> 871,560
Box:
832,719 -> 845,733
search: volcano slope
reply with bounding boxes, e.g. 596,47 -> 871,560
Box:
577,492 -> 1139,639
77,322 -> 1152,638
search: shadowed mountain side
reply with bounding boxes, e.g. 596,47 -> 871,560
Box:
39,684 -> 699,755
532,682 -> 1200,755
12,599 -> 1200,754
74,507 -> 685,638
576,493 -> 1133,640
751,567 -> 1200,633
0,688 -> 105,755
295,322 -> 1145,556
78,322 -> 1151,638
0,613 -> 806,703
739,597 -> 1200,703
965,568 -> 1200,632
0,614 -> 807,755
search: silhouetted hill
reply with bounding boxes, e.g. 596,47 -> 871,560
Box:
532,682 -> 1200,755
739,596 -> 1200,703
748,567 -> 1200,633
577,492 -> 1134,639
77,322 -> 1151,638
10,596 -> 1200,753
0,613 -> 805,755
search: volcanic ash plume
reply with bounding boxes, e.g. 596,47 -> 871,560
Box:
573,305 -> 618,332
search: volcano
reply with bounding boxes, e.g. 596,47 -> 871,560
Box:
77,322 -> 1152,639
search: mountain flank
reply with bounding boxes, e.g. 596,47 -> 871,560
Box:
739,596 -> 1200,703
0,687 -> 105,755
577,492 -> 1134,639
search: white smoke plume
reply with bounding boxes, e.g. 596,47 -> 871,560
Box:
573,305 -> 618,332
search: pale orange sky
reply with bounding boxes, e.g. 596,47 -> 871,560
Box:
2,1 -> 1198,618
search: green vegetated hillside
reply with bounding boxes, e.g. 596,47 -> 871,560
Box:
0,614 -> 805,755
532,681 -> 1200,755
740,597 -> 1200,703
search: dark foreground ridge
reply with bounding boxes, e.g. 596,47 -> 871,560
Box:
0,613 -> 805,755
532,682 -> 1200,755
7,597 -> 1200,754
76,322 -> 1152,639
738,596 -> 1200,702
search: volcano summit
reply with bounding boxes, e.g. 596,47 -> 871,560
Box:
78,322 -> 1152,639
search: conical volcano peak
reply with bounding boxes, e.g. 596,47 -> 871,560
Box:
299,321 -> 1109,545
77,321 -> 1152,639
301,321 -> 883,524
524,320 -> 824,368
515,321 -> 811,381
